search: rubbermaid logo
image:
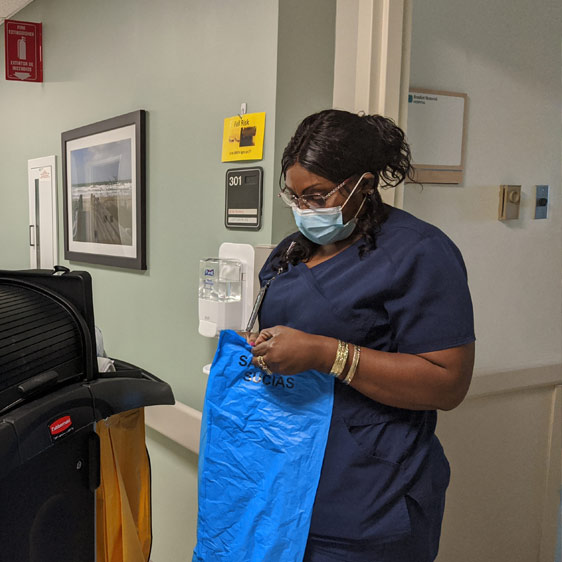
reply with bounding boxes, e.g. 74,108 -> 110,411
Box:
49,416 -> 72,436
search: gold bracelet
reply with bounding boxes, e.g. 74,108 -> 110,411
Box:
332,342 -> 349,377
342,345 -> 360,385
329,340 -> 349,378
330,340 -> 346,377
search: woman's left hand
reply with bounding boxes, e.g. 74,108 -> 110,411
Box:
251,326 -> 330,375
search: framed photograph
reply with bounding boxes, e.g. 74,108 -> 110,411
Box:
62,110 -> 146,269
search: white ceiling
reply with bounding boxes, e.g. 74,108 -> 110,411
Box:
0,0 -> 34,26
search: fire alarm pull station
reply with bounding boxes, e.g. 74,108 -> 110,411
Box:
225,167 -> 263,231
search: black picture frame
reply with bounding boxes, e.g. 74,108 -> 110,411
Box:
61,110 -> 146,270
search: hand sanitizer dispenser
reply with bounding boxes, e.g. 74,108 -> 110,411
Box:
198,243 -> 256,337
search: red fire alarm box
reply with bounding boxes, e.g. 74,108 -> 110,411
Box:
4,20 -> 43,82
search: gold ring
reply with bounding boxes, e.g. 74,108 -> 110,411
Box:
257,355 -> 273,375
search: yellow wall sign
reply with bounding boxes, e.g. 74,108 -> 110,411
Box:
221,112 -> 265,162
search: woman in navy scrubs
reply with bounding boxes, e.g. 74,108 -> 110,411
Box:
250,109 -> 475,561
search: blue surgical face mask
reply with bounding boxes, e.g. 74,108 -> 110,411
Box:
291,174 -> 368,245
292,206 -> 358,245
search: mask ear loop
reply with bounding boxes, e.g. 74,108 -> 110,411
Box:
350,196 -> 367,222
340,172 -> 372,211
341,173 -> 372,227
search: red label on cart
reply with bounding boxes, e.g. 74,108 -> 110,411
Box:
49,415 -> 73,437
4,20 -> 43,82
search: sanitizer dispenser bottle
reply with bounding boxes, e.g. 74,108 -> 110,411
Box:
198,257 -> 243,337
198,243 -> 259,338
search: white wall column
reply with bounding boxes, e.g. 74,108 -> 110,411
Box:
334,0 -> 412,207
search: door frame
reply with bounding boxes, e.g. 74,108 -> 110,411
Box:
333,0 -> 413,208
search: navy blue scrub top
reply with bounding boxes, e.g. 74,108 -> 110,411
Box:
258,206 -> 475,550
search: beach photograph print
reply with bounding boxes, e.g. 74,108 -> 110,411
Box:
70,138 -> 133,246
62,110 -> 146,269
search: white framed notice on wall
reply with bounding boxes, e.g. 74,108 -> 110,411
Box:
406,88 -> 468,184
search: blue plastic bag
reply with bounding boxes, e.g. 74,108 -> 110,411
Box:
193,330 -> 334,562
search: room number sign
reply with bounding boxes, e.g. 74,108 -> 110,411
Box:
225,167 -> 263,231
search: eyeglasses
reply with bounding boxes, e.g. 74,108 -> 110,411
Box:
278,178 -> 349,209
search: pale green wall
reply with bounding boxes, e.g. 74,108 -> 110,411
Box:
0,1 -> 335,559
0,0 -> 281,411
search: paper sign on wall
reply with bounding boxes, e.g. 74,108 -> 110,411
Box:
221,112 -> 265,162
406,88 -> 467,184
4,20 -> 43,82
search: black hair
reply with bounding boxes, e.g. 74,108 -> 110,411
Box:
276,109 -> 414,270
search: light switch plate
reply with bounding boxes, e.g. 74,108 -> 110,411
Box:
498,185 -> 521,221
535,185 -> 549,219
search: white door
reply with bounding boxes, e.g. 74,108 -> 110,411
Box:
28,156 -> 58,269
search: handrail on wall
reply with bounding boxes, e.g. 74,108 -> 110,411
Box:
145,402 -> 202,454
145,363 -> 562,455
